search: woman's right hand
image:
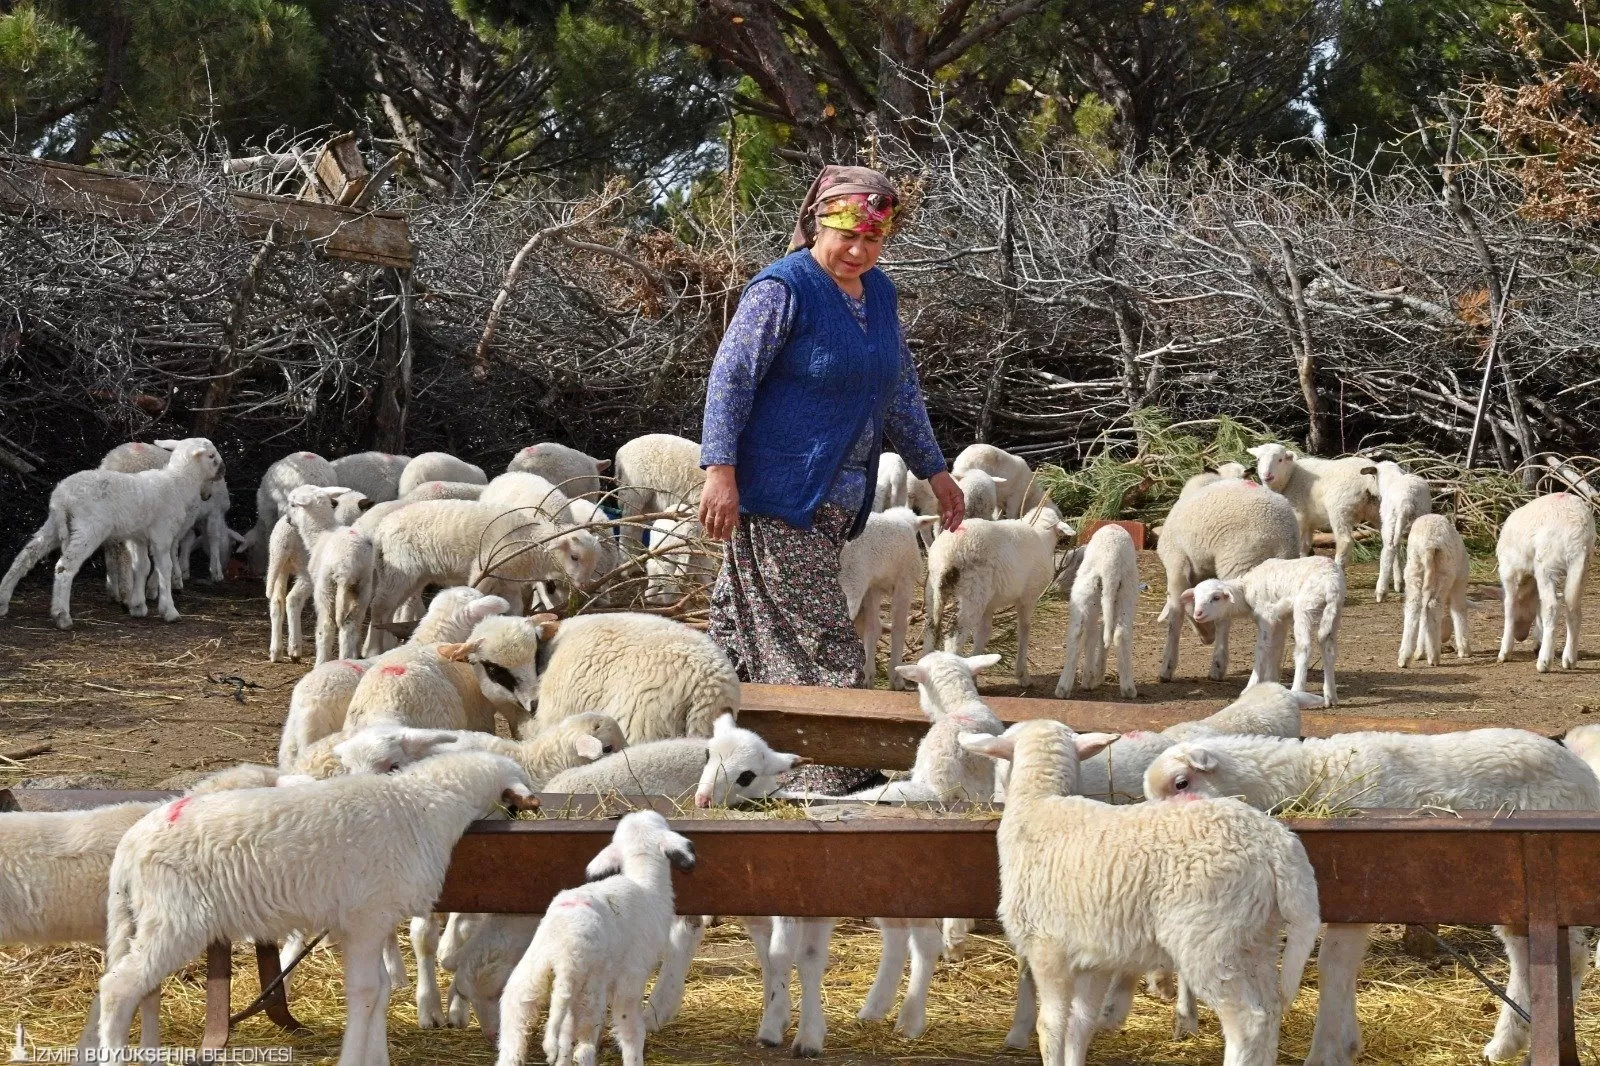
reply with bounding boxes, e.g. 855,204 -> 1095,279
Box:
699,465 -> 740,541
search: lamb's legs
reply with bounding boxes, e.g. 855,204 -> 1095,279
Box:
1098,974 -> 1135,1029
411,915 -> 446,1028
1208,616 -> 1232,681
857,590 -> 883,688
286,575 -> 313,661
1063,969 -> 1111,1066
1497,573 -> 1521,663
611,975 -> 649,1066
1113,614 -> 1135,698
1055,600 -> 1086,698
50,529 -> 100,630
1173,973 -> 1199,1038
1535,568 -> 1561,672
1159,596 -> 1183,682
787,917 -> 834,1056
124,539 -> 151,618
1006,961 -> 1036,1048
1013,603 -> 1034,687
886,580 -> 912,690
145,534 -> 180,622
1028,953 -> 1073,1066
1321,621 -> 1339,708
0,516 -> 60,617
1304,923 -> 1372,1066
895,921 -> 941,1038
1330,518 -> 1355,567
1449,581 -> 1472,659
1563,564 -> 1586,669
1484,927 -> 1530,1062
97,928 -> 194,1051
744,917 -> 790,1047
336,931 -> 391,1066
1376,528 -> 1396,602
859,919 -> 910,1022
645,915 -> 707,1032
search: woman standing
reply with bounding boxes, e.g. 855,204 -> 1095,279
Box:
699,165 -> 964,790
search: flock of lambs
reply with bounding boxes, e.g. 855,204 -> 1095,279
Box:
0,429 -> 1598,1066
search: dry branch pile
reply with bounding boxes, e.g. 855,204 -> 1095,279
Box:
3,120 -> 1598,557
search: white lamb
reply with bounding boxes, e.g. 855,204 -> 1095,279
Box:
531,612 -> 740,743
241,451 -> 337,571
0,437 -> 224,628
1182,554 -> 1346,706
308,521 -> 378,663
402,479 -> 487,502
343,613 -> 562,739
264,485 -> 351,662
1155,477 -> 1301,683
1247,443 -> 1380,564
613,433 -> 705,543
922,502 -> 1075,686
964,720 -> 1320,1066
1497,491 -> 1595,672
1176,461 -> 1249,501
366,499 -> 599,625
399,451 -> 488,497
544,713 -> 802,805
97,441 -> 178,603
1055,523 -> 1139,699
98,441 -> 233,596
335,715 -> 627,783
839,507 -> 934,689
874,452 -> 910,511
644,512 -> 715,606
507,442 -> 611,501
953,467 -> 1006,521
330,451 -> 410,503
176,475 -> 239,584
1397,513 -> 1471,667
1145,728 -> 1599,1064
951,442 -> 1044,518
1373,460 -> 1432,601
94,752 -> 539,1062
494,811 -> 695,1066
480,471 -> 575,523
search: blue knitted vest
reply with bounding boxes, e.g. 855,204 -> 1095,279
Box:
735,250 -> 902,533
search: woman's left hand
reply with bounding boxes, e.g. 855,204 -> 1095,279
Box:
929,471 -> 965,532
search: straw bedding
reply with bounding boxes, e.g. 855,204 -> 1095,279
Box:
4,923 -> 1596,1063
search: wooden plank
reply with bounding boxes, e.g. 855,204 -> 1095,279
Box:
738,683 -> 1497,770
0,152 -> 411,268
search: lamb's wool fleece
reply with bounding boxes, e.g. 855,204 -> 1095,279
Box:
399,452 -> 488,497
839,507 -> 932,689
1154,477 -> 1300,683
967,720 -> 1320,1066
1176,462 -> 1250,501
952,467 -> 1004,521
330,452 -> 410,504
243,451 -> 337,568
367,498 -> 598,620
951,443 -> 1043,518
494,811 -> 693,1066
1374,460 -> 1432,601
1497,491 -> 1596,672
531,612 -> 739,742
402,480 -> 486,502
479,472 -> 575,523
1248,443 -> 1380,564
96,753 -> 537,1054
923,502 -> 1075,685
1,801 -> 159,947
336,714 -> 625,786
506,442 -> 610,500
1145,728 -> 1600,812
1185,554 -> 1346,706
1056,522 -> 1140,699
544,714 -> 800,808
874,452 -> 910,511
613,433 -> 705,541
1398,514 -> 1471,667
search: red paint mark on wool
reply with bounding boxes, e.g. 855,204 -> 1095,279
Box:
340,660 -> 365,673
553,897 -> 595,909
165,797 -> 192,824
1122,730 -> 1151,740
379,664 -> 406,677
300,452 -> 314,459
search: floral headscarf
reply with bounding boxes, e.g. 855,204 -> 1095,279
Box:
788,165 -> 900,251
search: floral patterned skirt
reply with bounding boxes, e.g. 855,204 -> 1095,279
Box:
708,503 -> 885,795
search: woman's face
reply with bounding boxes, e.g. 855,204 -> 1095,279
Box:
810,225 -> 885,284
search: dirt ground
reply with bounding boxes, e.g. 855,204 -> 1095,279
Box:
1,551 -> 1598,787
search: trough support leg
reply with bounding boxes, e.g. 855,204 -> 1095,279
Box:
230,940 -> 308,1033
202,941 -> 232,1050
1527,921 -> 1577,1066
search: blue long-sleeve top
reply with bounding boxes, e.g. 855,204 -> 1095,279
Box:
701,278 -> 947,514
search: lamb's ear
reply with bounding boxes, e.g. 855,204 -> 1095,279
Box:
501,784 -> 541,812
437,640 -> 480,662
712,712 -> 738,737
959,731 -> 1016,761
662,833 -> 696,872
529,612 -> 560,642
1179,588 -> 1196,606
1246,444 -> 1266,458
895,663 -> 930,685
1285,450 -> 1299,462
357,498 -> 376,511
595,459 -> 612,472
769,751 -> 807,773
401,729 -> 461,760
1056,522 -> 1075,537
915,515 -> 939,533
1073,732 -> 1119,761
152,439 -> 180,451
323,486 -> 354,499
963,653 -> 1002,673
990,476 -> 1008,485
1179,745 -> 1219,772
585,843 -> 623,882
467,595 -> 511,623
573,734 -> 604,761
